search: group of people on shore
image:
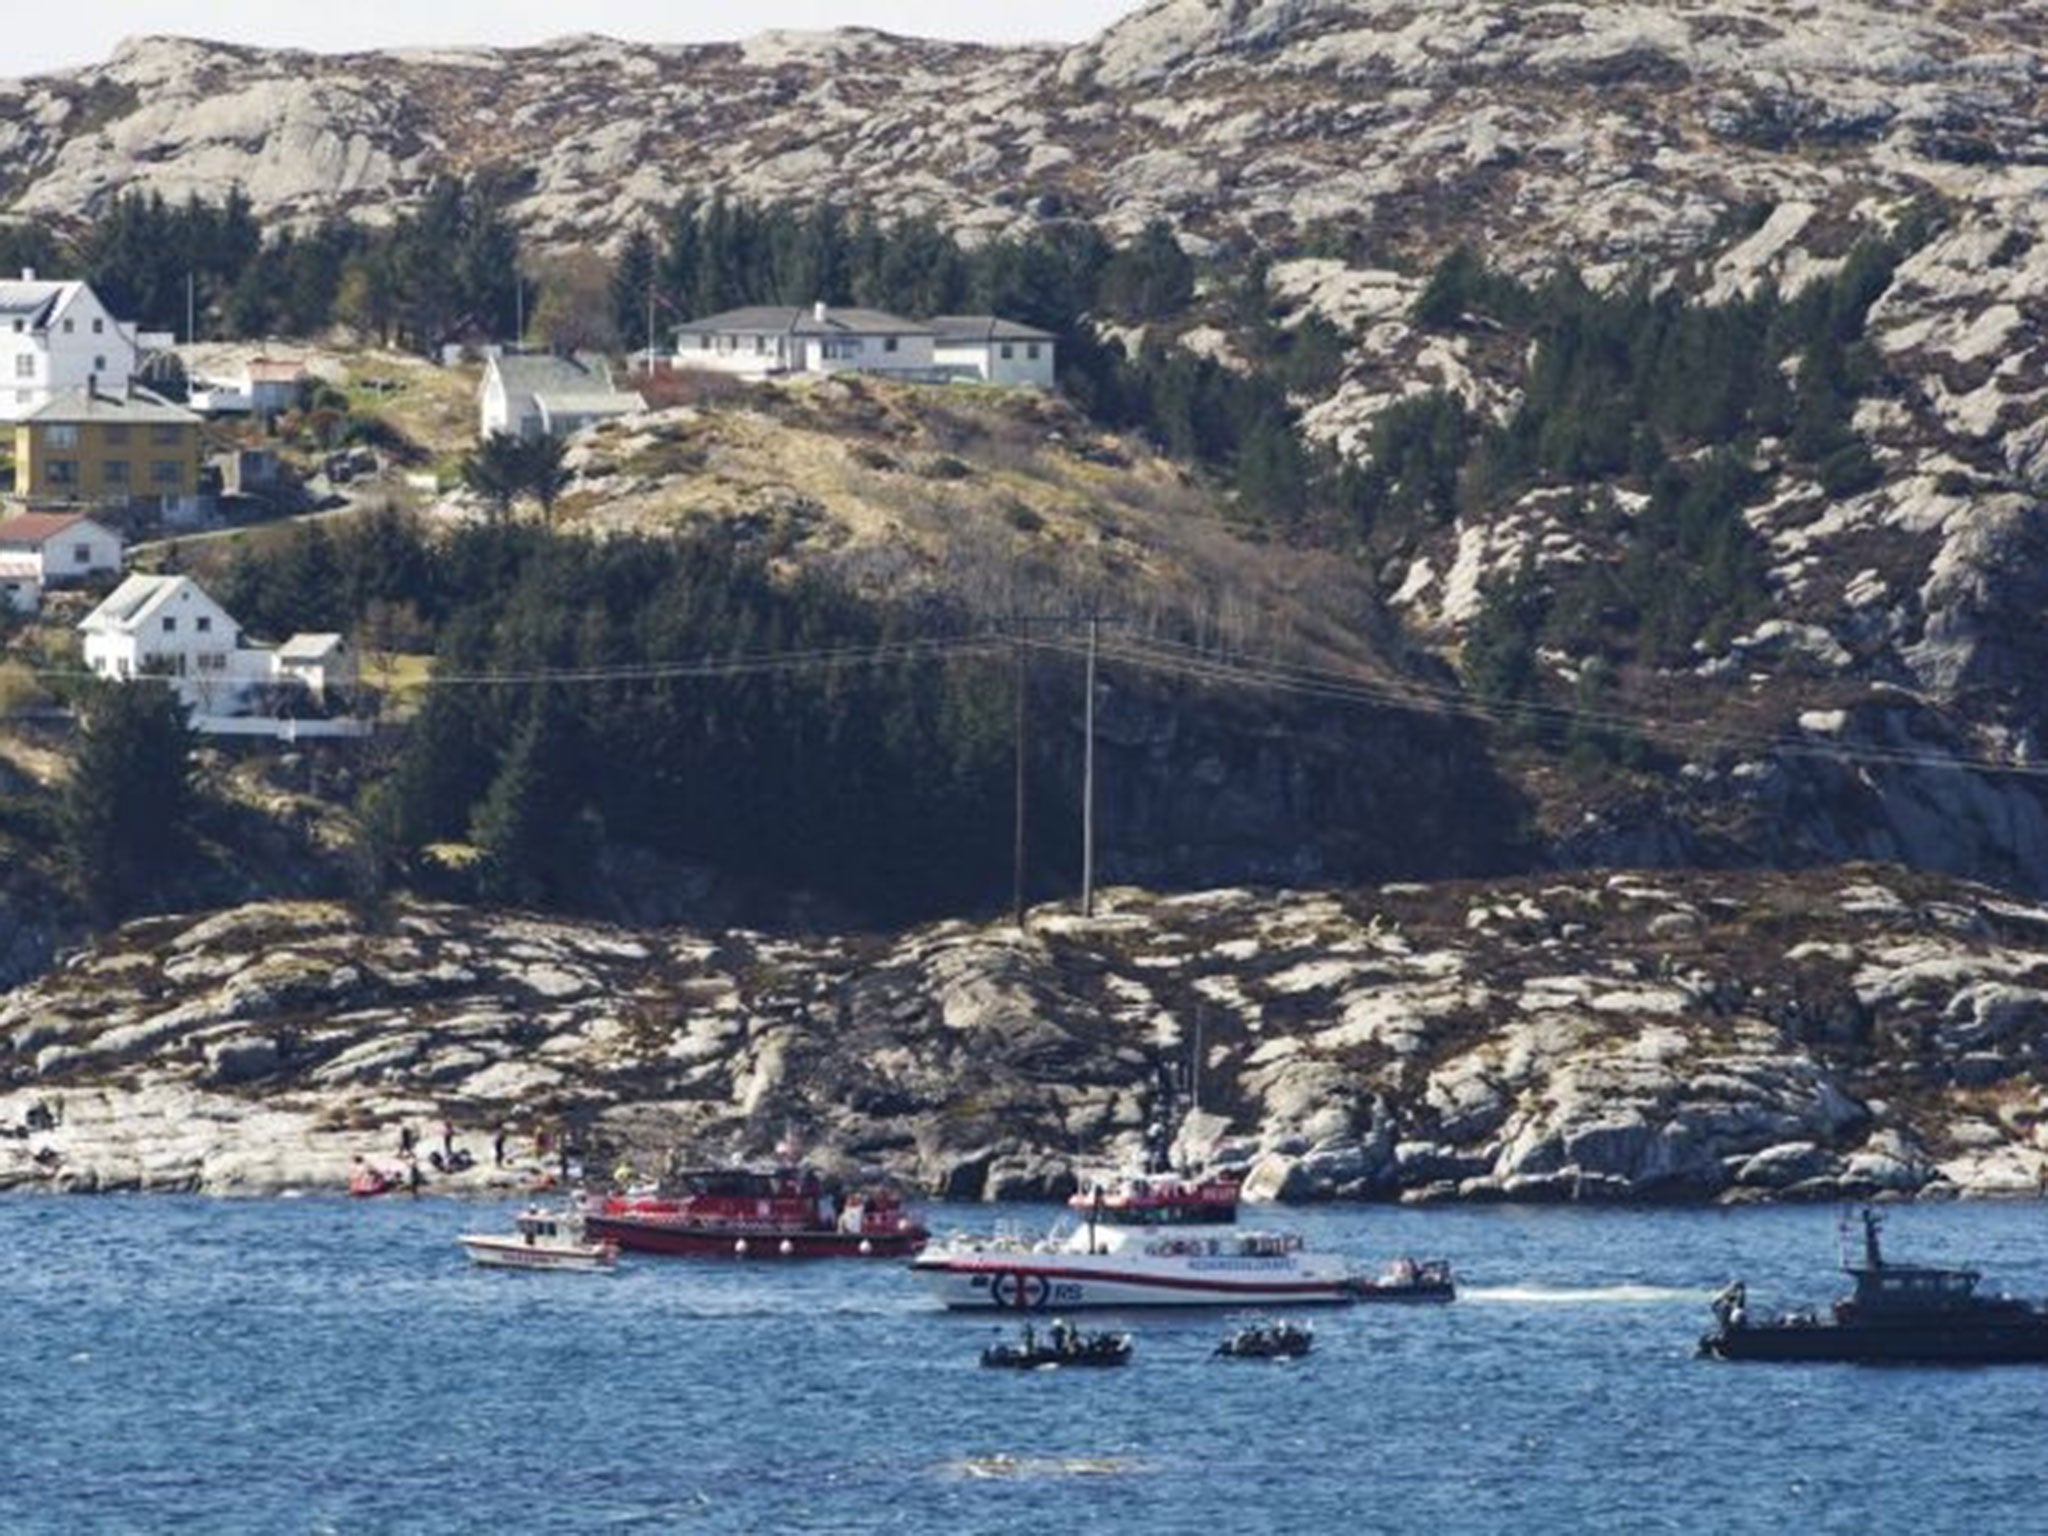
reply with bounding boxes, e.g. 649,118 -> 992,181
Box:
360,1115 -> 587,1195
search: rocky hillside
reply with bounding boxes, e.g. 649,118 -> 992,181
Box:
6,867 -> 2048,1203
8,2 -> 2048,896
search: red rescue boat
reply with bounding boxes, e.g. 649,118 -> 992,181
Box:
581,1167 -> 928,1259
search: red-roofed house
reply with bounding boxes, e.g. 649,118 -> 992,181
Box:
0,510 -> 124,585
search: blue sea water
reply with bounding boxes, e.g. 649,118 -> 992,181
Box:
5,1196 -> 2047,1534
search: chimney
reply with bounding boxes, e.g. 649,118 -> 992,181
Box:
813,300 -> 827,323
20,267 -> 33,282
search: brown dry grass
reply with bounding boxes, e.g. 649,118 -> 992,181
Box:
565,375 -> 1404,679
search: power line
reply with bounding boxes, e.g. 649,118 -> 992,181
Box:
13,620 -> 2047,783
1034,632 -> 2048,782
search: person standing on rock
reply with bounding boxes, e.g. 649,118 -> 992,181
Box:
407,1159 -> 423,1197
440,1118 -> 454,1160
398,1124 -> 417,1158
493,1127 -> 508,1167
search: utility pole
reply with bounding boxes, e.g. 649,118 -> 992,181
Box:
185,272 -> 195,347
1082,616 -> 1098,918
514,273 -> 524,346
1012,628 -> 1028,929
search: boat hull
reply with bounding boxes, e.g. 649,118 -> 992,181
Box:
910,1256 -> 1361,1310
459,1236 -> 616,1273
1702,1322 -> 2048,1364
583,1213 -> 926,1259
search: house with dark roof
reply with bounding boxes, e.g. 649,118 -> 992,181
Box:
478,351 -> 644,440
930,316 -> 1057,388
674,302 -> 937,379
0,270 -> 165,422
12,385 -> 208,527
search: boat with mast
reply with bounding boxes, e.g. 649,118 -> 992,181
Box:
1700,1208 -> 2048,1364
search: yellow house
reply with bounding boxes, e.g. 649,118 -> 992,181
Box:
13,385 -> 203,513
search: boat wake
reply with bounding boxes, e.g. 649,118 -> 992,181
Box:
1463,1284 -> 1712,1306
945,1455 -> 1148,1482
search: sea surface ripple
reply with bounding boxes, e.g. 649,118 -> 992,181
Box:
5,1197 -> 2046,1533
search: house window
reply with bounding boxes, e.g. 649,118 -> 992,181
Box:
151,461 -> 182,485
104,423 -> 129,444
196,616 -> 212,634
1000,343 -> 1015,359
884,336 -> 898,353
151,425 -> 182,445
1027,343 -> 1041,360
92,318 -> 104,334
73,543 -> 92,563
61,319 -> 73,334
45,424 -> 77,447
102,461 -> 129,488
93,355 -> 106,371
197,652 -> 227,673
46,460 -> 77,486
162,616 -> 177,634
14,355 -> 33,378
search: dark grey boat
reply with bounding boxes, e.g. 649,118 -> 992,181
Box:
981,1320 -> 1133,1369
1700,1209 -> 2048,1365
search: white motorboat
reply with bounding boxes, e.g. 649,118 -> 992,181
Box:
458,1207 -> 619,1273
910,1172 -> 1374,1309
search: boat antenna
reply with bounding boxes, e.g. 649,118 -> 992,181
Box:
1861,1207 -> 1884,1271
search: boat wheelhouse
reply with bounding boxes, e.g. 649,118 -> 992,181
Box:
1700,1209 -> 2048,1364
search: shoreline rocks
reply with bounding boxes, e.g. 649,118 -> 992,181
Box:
4,869 -> 2048,1205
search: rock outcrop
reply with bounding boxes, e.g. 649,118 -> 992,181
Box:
5,868 -> 2048,1203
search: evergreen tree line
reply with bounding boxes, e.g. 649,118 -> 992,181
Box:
212,511 -> 1080,919
1350,235 -> 1915,697
15,174 -> 526,350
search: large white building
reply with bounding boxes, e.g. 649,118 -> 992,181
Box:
674,303 -> 937,379
79,574 -> 250,704
674,303 -> 1055,388
0,271 -> 163,422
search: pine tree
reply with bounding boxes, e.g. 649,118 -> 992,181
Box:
61,683 -> 197,920
610,227 -> 659,352
471,687 -> 586,906
520,434 -> 574,525
461,433 -> 527,522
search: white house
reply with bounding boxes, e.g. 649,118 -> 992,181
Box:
0,271 -> 160,423
79,574 -> 370,735
189,356 -> 307,417
479,352 -> 643,440
79,573 -> 251,705
930,317 -> 1058,388
0,511 -> 124,585
674,303 -> 937,379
